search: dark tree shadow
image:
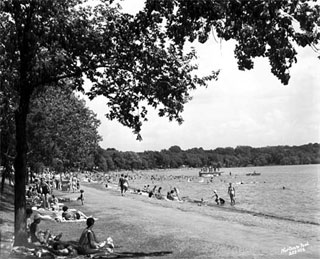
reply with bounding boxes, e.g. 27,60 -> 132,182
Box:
93,251 -> 173,258
0,183 -> 14,213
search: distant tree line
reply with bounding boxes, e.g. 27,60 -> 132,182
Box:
93,144 -> 320,172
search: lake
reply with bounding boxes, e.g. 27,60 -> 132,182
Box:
128,164 -> 320,225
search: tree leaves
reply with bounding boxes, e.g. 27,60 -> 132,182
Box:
27,85 -> 101,170
143,0 -> 320,85
1,0 -> 218,139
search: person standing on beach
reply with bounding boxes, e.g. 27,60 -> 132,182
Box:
122,175 -> 129,195
77,190 -> 84,205
40,178 -> 51,209
119,174 -> 128,196
118,174 -> 124,195
228,183 -> 236,205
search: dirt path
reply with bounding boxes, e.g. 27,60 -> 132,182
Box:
77,183 -> 319,259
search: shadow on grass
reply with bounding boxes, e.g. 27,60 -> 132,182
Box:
97,251 -> 173,258
7,250 -> 173,259
0,183 -> 14,213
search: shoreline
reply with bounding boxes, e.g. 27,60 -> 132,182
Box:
80,181 -> 320,258
88,177 -> 320,227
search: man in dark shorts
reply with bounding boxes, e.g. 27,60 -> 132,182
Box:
122,175 -> 129,195
118,174 -> 125,196
40,178 -> 51,209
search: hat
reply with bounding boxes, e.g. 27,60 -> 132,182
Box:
213,190 -> 217,193
34,214 -> 41,220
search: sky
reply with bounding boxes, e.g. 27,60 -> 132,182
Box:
82,1 -> 320,152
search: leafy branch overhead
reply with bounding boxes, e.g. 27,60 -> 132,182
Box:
0,0 -> 217,140
142,0 -> 320,85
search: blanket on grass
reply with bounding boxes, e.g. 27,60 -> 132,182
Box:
11,238 -> 114,258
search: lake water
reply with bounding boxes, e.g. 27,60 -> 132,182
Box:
129,164 -> 320,225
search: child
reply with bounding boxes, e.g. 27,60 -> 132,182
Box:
212,190 -> 225,205
77,190 -> 84,205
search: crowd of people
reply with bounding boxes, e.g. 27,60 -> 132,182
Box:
26,170 -> 83,211
80,169 -> 238,207
109,171 -> 236,205
20,168 -> 237,258
22,169 -> 114,257
26,211 -> 113,257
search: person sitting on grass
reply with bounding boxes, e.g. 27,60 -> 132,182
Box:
30,214 -> 62,245
78,217 -> 114,255
49,194 -> 59,210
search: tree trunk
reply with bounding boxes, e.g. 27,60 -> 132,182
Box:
13,93 -> 30,246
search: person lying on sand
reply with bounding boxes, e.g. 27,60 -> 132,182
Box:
49,242 -> 78,256
61,206 -> 88,221
78,217 -> 114,255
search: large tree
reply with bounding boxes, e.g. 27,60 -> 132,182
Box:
0,0 -> 214,245
0,80 -> 16,191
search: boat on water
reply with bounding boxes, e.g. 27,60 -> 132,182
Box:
198,165 -> 224,177
199,171 -> 224,177
246,172 -> 261,176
